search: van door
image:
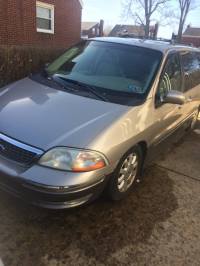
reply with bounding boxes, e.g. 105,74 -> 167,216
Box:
152,52 -> 184,148
180,51 -> 200,124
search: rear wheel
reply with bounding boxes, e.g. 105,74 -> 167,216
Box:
107,146 -> 143,201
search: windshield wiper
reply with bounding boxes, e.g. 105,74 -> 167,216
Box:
51,75 -> 80,93
54,75 -> 110,102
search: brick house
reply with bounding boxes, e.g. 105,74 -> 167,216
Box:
0,0 -> 83,48
182,25 -> 200,47
81,20 -> 104,38
109,24 -> 159,39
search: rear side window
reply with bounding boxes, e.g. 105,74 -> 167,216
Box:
196,52 -> 200,64
181,52 -> 195,72
181,51 -> 200,91
194,52 -> 200,86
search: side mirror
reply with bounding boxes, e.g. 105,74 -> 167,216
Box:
163,90 -> 185,105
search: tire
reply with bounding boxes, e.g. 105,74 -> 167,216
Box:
107,145 -> 143,201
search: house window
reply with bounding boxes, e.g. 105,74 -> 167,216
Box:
36,1 -> 54,34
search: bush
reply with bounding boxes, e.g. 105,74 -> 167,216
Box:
0,45 -> 65,88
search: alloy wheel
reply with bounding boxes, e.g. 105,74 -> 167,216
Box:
117,153 -> 138,193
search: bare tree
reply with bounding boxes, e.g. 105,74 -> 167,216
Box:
177,0 -> 195,42
122,0 -> 169,38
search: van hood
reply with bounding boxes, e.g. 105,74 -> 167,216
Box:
0,78 -> 129,150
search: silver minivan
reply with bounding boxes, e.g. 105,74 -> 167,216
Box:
0,38 -> 199,209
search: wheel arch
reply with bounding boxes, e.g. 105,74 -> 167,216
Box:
137,141 -> 148,159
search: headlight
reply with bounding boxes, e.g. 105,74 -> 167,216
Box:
39,147 -> 108,172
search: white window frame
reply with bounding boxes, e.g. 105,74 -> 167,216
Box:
36,1 -> 54,34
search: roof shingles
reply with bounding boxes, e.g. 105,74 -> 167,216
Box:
82,22 -> 99,31
109,25 -> 145,37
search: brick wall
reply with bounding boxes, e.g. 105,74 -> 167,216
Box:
0,0 -> 82,48
182,36 -> 200,48
0,0 -> 8,44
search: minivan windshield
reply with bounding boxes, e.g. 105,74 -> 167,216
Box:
46,40 -> 162,97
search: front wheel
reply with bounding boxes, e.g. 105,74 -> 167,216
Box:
107,146 -> 143,201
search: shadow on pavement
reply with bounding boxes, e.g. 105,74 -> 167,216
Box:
156,119 -> 200,164
0,166 -> 178,266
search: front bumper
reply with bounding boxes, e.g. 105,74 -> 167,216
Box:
0,156 -> 110,209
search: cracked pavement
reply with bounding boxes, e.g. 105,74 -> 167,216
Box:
0,120 -> 200,266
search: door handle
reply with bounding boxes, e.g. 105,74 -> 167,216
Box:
184,72 -> 190,79
186,96 -> 193,102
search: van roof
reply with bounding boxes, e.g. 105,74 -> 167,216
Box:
91,37 -> 200,53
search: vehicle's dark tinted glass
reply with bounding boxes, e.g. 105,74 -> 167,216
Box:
47,41 -> 162,96
156,53 -> 182,105
181,52 -> 195,72
195,52 -> 200,85
181,51 -> 200,91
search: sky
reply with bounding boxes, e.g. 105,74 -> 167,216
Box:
82,0 -> 200,38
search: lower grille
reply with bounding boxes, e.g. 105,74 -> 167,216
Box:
0,133 -> 43,165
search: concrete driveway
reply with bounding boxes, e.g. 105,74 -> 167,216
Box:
0,121 -> 200,266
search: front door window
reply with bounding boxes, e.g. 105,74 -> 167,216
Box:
156,53 -> 182,105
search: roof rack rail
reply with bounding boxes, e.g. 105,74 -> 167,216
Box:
119,35 -> 172,43
118,35 -> 196,47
